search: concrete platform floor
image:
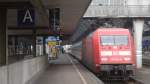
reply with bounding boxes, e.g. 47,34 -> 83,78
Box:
133,66 -> 150,84
33,54 -> 103,84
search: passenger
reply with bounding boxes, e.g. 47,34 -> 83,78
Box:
51,46 -> 57,59
61,46 -> 64,54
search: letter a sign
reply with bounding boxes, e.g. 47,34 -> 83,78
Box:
17,9 -> 35,26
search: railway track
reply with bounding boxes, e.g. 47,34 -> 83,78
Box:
102,78 -> 143,84
142,54 -> 150,66
143,59 -> 150,66
69,54 -> 144,84
143,63 -> 150,66
125,78 -> 142,84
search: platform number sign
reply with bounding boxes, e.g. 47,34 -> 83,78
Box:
17,9 -> 35,26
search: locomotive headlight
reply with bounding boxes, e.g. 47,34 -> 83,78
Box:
101,58 -> 108,61
119,51 -> 131,55
95,64 -> 100,67
124,57 -> 131,61
101,51 -> 112,56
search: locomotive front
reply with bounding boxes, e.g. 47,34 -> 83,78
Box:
97,28 -> 136,79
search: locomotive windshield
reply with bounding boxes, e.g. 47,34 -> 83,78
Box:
101,35 -> 128,45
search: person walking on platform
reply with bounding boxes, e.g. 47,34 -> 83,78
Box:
51,46 -> 57,59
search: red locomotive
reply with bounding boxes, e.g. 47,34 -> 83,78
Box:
70,28 -> 136,79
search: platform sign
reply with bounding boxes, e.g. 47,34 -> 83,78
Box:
48,41 -> 57,46
17,9 -> 35,26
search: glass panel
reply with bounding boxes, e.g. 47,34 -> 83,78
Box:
8,36 -> 34,64
115,36 -> 128,45
101,35 -> 128,46
101,36 -> 114,45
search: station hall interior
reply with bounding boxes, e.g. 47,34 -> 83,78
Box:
1,0 -> 150,84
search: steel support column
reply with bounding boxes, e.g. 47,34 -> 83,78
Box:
32,28 -> 36,57
43,36 -> 46,55
133,19 -> 144,68
0,8 -> 7,66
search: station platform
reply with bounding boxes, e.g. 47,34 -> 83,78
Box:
33,53 -> 104,84
133,66 -> 150,84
